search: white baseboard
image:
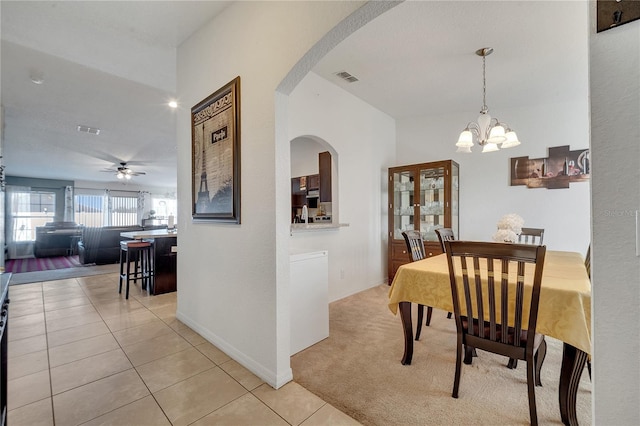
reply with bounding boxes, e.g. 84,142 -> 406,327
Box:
176,309 -> 293,389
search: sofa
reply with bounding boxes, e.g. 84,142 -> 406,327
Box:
34,222 -> 84,258
77,224 -> 167,265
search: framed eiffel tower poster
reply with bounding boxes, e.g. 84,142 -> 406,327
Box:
191,77 -> 241,223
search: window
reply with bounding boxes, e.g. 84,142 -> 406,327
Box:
9,190 -> 56,241
110,196 -> 138,226
74,191 -> 139,227
75,194 -> 105,227
150,197 -> 177,220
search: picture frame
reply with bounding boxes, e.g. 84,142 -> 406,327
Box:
191,77 -> 241,223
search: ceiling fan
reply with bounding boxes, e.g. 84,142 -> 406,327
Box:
102,162 -> 146,180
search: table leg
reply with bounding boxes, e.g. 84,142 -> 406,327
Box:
399,301 -> 414,365
559,343 -> 588,426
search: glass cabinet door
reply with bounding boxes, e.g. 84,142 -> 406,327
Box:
391,169 -> 416,240
451,162 -> 459,240
388,160 -> 459,283
418,166 -> 445,242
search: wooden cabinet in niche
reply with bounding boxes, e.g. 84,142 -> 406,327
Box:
319,151 -> 331,202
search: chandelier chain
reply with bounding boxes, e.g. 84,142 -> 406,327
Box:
456,47 -> 520,153
482,55 -> 487,111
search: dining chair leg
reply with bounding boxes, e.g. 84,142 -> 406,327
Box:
452,335 -> 463,398
463,345 -> 474,365
415,304 -> 424,340
447,312 -> 452,319
527,359 -> 539,426
587,360 -> 591,381
425,306 -> 433,326
535,338 -> 547,387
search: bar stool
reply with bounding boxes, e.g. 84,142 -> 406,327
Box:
119,240 -> 153,299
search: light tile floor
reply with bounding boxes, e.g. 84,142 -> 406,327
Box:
7,272 -> 360,426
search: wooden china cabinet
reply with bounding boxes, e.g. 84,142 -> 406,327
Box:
387,160 -> 459,283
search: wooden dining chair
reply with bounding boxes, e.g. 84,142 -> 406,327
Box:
435,228 -> 455,319
585,244 -> 592,380
585,244 -> 591,279
401,230 -> 433,341
518,227 -> 545,245
435,228 -> 455,251
444,240 -> 548,426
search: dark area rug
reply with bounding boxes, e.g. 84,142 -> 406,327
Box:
5,255 -> 83,273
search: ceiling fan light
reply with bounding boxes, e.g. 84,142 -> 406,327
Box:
501,130 -> 521,149
456,130 -> 474,148
125,174 -> 132,180
117,172 -> 124,179
482,142 -> 499,153
487,124 -> 507,143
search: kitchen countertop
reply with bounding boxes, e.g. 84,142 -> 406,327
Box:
121,229 -> 178,239
290,223 -> 349,232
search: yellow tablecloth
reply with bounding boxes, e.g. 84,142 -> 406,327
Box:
388,250 -> 591,355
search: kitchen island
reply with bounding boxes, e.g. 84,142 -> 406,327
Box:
120,229 -> 177,295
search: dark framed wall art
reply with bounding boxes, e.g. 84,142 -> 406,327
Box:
191,77 -> 241,223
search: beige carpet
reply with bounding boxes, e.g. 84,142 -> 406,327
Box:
291,284 -> 592,425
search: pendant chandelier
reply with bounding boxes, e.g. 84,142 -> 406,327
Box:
456,47 -> 520,153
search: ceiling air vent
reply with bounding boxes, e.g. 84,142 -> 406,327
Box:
77,125 -> 100,135
335,71 -> 359,83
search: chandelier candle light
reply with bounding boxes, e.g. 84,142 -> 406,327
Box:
456,47 -> 521,153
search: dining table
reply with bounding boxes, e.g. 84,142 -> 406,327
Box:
388,250 -> 591,426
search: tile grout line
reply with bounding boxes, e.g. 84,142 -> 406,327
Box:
78,274 -> 174,425
11,276 -> 336,425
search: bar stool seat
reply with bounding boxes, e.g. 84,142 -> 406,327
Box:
119,240 -> 153,299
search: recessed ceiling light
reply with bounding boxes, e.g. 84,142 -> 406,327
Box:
77,125 -> 100,135
168,101 -> 178,108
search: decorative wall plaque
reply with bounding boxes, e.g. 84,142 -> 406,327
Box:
510,145 -> 589,189
597,0 -> 640,32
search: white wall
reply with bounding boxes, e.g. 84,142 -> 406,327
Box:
290,137 -> 322,178
288,72 -> 395,302
397,100 -> 591,254
589,5 -> 640,423
176,1 -> 383,388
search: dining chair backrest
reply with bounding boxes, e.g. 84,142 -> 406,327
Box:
443,240 -> 547,424
584,244 -> 591,279
401,230 -> 434,335
435,228 -> 456,252
518,227 -> 545,245
401,230 -> 425,262
584,243 -> 592,380
444,240 -> 547,349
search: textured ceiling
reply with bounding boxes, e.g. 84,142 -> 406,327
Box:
0,1 -> 587,190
